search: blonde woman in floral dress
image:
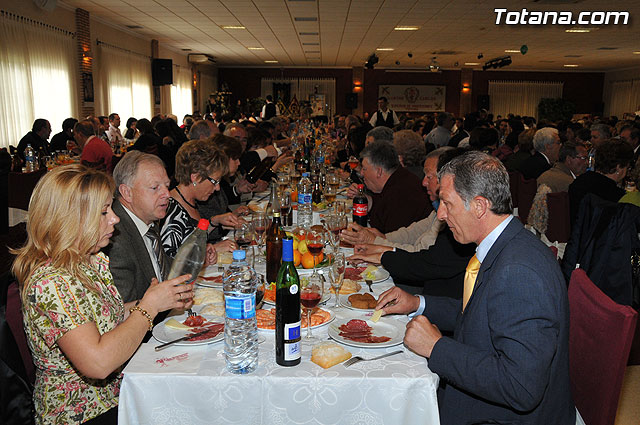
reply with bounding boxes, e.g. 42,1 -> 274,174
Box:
12,165 -> 194,425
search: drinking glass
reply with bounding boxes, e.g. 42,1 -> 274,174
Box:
279,191 -> 292,227
306,229 -> 325,278
252,213 -> 269,261
347,155 -> 359,170
233,222 -> 254,249
327,173 -> 340,192
324,185 -> 337,207
334,200 -> 346,216
330,252 -> 346,308
301,274 -> 323,343
277,172 -> 290,194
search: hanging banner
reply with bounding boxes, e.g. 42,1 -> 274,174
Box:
378,85 -> 445,112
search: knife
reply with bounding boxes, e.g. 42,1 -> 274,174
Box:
155,328 -> 211,351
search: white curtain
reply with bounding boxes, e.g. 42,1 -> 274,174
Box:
0,12 -> 77,149
488,80 -> 564,119
604,79 -> 640,118
261,77 -> 336,116
98,44 -> 152,121
170,65 -> 193,119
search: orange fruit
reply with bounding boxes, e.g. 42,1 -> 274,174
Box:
293,250 -> 302,267
301,252 -> 323,269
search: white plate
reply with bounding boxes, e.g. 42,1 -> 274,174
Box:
345,266 -> 390,284
152,312 -> 224,346
263,291 -> 331,306
257,308 -> 335,333
328,317 -> 404,348
338,293 -> 376,312
196,265 -> 226,288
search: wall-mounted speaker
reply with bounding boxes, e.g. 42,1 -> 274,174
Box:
345,93 -> 358,109
152,58 -> 173,86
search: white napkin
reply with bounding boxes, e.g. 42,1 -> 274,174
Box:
123,342 -> 206,375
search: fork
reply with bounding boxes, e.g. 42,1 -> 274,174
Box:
343,350 -> 403,367
365,279 -> 374,293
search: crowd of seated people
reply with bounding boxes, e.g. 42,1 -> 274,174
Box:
5,98 -> 640,425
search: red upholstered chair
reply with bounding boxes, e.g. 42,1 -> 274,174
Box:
517,173 -> 537,223
546,191 -> 571,243
568,269 -> 638,425
508,171 -> 519,209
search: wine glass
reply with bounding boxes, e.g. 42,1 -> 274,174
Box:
252,212 -> 268,254
324,185 -> 337,208
301,274 -> 324,343
277,172 -> 290,194
279,191 -> 292,227
234,222 -> 254,250
330,252 -> 345,308
347,155 -> 359,170
306,229 -> 325,278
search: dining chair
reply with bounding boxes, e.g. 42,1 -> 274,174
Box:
546,191 -> 570,243
568,268 -> 638,425
516,173 -> 537,223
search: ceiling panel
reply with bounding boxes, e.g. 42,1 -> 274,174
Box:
58,0 -> 640,70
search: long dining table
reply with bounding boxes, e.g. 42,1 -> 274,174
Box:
118,267 -> 440,424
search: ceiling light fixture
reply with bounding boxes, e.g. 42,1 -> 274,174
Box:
222,25 -> 245,29
563,64 -> 579,67
394,26 -> 419,31
504,49 -> 520,53
465,62 -> 480,66
482,55 -> 512,71
633,51 -> 640,55
247,47 -> 264,50
265,60 -> 278,63
376,48 -> 394,51
299,32 -> 319,35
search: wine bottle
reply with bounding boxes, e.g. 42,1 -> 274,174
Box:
246,156 -> 274,184
266,195 -> 285,284
352,184 -> 368,227
275,237 -> 301,366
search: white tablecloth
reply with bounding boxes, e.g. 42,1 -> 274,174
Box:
118,278 -> 441,425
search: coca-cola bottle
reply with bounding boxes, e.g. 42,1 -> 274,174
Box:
352,184 -> 368,227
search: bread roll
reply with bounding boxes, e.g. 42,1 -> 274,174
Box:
311,342 -> 352,369
329,279 -> 361,294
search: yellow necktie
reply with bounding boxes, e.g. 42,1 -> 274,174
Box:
462,254 -> 481,311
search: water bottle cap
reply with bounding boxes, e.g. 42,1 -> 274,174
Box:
233,250 -> 246,260
357,184 -> 365,189
197,218 -> 209,231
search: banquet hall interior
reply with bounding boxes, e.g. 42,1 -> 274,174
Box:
1,0 -> 640,424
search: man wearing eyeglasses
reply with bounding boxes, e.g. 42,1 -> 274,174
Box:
537,141 -> 588,192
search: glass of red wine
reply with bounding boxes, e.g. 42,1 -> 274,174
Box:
306,229 -> 325,278
279,192 -> 292,227
251,213 -> 268,262
234,222 -> 254,250
301,274 -> 324,342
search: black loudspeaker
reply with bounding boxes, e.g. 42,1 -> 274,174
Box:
345,93 -> 358,109
477,94 -> 490,110
152,59 -> 173,86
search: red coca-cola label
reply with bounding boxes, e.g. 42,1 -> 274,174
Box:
353,203 -> 368,216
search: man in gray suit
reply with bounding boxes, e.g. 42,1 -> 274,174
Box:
104,151 -> 174,303
378,151 -> 575,424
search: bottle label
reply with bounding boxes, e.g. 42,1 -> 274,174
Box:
353,203 -> 368,217
290,284 -> 298,295
284,321 -> 301,361
225,294 -> 256,320
297,193 -> 312,205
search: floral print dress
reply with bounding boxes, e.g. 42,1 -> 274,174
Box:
22,252 -> 125,425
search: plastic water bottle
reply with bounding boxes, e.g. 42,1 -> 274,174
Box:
166,218 -> 209,283
24,144 -> 35,172
224,249 -> 259,374
297,172 -> 313,227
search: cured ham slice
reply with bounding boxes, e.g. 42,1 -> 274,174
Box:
338,319 -> 391,344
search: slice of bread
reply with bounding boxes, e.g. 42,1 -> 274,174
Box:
311,342 -> 352,369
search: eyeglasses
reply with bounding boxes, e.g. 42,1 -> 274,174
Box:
206,176 -> 220,186
574,155 -> 588,160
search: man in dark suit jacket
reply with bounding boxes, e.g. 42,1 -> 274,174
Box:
518,127 -> 561,180
378,151 -> 575,425
103,151 -> 177,303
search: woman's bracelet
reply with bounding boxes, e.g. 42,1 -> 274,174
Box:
130,302 -> 153,331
